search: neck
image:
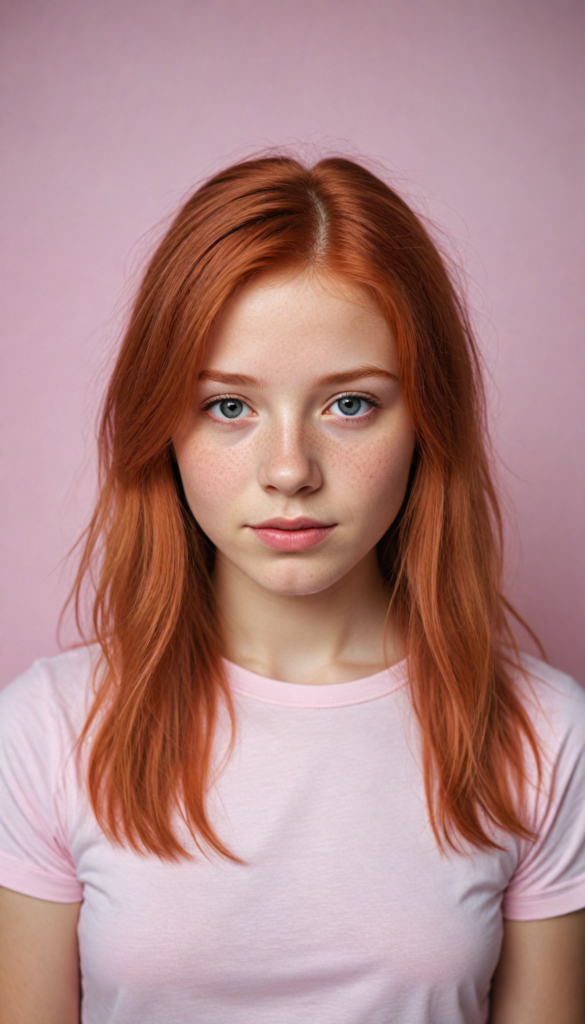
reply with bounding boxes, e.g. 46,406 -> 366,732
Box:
212,551 -> 405,686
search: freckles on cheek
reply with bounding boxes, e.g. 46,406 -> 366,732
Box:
331,437 -> 413,504
180,440 -> 249,510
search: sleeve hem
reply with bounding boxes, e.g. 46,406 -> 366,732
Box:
503,880 -> 585,920
0,853 -> 83,903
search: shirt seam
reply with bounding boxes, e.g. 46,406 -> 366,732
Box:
229,677 -> 409,709
505,876 -> 585,905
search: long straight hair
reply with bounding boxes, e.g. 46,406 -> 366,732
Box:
70,155 -> 543,862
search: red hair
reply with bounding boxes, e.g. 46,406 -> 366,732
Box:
70,155 -> 543,862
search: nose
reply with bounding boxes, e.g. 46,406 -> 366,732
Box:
258,416 -> 322,496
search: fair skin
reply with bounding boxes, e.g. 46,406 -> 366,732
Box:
175,268 -> 415,684
1,269 -> 584,1022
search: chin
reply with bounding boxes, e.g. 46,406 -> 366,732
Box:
249,564 -> 349,598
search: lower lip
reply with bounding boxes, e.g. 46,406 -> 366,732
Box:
249,526 -> 336,551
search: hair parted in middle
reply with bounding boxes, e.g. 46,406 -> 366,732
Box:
70,154 -> 543,864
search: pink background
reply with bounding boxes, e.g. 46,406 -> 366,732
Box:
1,0 -> 583,686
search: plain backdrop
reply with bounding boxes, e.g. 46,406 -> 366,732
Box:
1,0 -> 583,686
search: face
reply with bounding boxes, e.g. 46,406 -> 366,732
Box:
173,270 -> 416,598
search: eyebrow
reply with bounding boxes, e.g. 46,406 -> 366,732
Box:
197,364 -> 398,388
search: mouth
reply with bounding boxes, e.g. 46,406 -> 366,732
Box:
252,517 -> 335,530
248,517 -> 337,552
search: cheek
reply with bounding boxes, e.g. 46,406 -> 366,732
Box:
328,427 -> 415,516
175,437 -> 250,518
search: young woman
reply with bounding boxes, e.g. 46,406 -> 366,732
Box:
1,156 -> 584,1024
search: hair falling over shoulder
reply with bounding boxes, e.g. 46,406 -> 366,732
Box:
68,154 -> 544,863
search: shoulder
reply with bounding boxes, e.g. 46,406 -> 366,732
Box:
512,652 -> 585,752
510,652 -> 585,836
502,655 -> 585,920
0,649 -> 96,902
0,645 -> 102,752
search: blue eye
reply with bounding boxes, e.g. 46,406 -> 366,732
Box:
208,398 -> 251,420
330,395 -> 372,417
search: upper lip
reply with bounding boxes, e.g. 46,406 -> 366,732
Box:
251,517 -> 335,530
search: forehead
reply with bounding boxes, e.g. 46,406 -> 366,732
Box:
202,270 -> 397,378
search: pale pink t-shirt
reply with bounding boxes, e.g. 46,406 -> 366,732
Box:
1,646 -> 585,1024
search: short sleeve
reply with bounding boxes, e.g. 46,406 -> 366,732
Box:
0,660 -> 83,902
502,662 -> 585,920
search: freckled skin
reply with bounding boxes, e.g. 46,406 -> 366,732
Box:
173,270 -> 416,616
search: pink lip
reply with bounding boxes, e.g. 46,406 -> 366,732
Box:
249,518 -> 336,552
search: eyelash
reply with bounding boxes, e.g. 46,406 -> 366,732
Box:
201,391 -> 382,422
